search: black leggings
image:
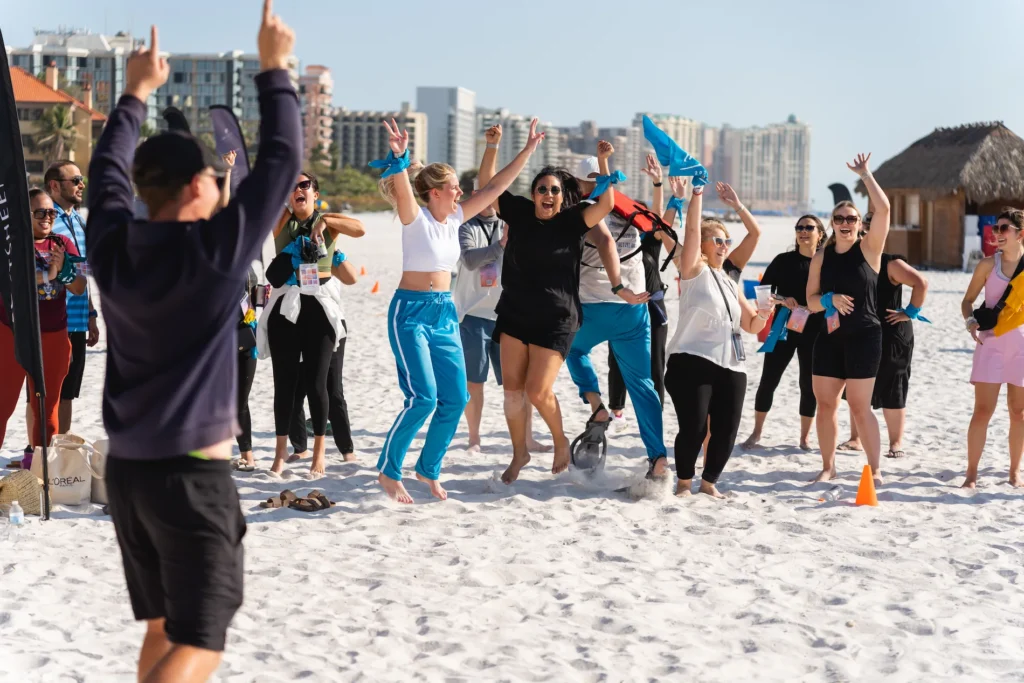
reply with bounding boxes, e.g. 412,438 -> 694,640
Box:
608,323 -> 667,410
290,323 -> 353,454
665,353 -> 746,483
267,296 -> 336,437
753,329 -> 817,418
236,352 -> 258,452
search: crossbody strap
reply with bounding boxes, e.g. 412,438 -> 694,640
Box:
708,267 -> 736,324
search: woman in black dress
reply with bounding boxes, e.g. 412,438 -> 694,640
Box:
743,215 -> 827,450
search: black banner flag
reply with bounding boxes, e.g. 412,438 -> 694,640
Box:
210,104 -> 251,196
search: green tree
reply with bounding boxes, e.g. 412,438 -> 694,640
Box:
33,106 -> 79,166
309,144 -> 329,167
328,141 -> 340,171
139,121 -> 157,142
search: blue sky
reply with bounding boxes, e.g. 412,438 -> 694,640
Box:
6,0 -> 1024,210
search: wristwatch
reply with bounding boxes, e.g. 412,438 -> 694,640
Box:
611,284 -> 624,295
965,316 -> 977,330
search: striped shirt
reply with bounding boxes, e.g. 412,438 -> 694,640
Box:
53,203 -> 90,332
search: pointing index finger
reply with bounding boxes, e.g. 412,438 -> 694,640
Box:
150,25 -> 159,54
263,0 -> 273,23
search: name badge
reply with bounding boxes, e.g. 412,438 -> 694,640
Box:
826,311 -> 840,334
479,262 -> 499,288
787,307 -> 810,333
731,332 -> 747,362
299,264 -> 320,294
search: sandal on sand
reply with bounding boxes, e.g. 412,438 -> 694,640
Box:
886,448 -> 906,459
307,490 -> 334,508
569,404 -> 611,474
260,489 -> 299,509
288,494 -> 331,512
837,441 -> 863,452
232,459 -> 255,472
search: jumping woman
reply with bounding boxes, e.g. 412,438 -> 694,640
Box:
478,127 -> 623,484
664,175 -> 771,498
743,215 -> 827,450
806,154 -> 891,484
376,117 -> 543,503
961,208 -> 1024,488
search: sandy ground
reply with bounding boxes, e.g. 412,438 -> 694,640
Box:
2,215 -> 1023,682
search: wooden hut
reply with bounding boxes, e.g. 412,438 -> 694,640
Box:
855,122 -> 1024,269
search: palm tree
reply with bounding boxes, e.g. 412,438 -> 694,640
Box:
34,106 -> 79,165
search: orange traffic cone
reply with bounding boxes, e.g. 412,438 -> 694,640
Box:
370,281 -> 380,294
855,465 -> 878,506
359,266 -> 367,276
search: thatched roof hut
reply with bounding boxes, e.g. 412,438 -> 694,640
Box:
854,122 -> 1024,268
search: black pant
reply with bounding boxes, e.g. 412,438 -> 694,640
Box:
236,352 -> 258,452
608,323 -> 667,411
753,329 -> 817,418
289,324 -> 354,454
267,296 -> 336,437
665,353 -> 746,483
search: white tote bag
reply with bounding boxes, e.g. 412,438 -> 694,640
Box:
29,433 -> 101,507
91,438 -> 109,505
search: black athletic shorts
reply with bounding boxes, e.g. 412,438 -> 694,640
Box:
106,455 -> 246,652
60,331 -> 88,400
493,313 -> 578,359
812,326 -> 882,380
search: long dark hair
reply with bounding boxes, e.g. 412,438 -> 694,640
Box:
530,166 -> 582,209
793,214 -> 826,252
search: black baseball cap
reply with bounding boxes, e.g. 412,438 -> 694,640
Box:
133,131 -> 227,190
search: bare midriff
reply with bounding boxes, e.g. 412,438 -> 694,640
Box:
398,271 -> 452,292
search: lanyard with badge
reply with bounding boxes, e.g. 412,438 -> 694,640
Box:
478,219 -> 500,288
710,268 -> 746,362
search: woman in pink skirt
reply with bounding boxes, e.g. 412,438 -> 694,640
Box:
961,208 -> 1024,488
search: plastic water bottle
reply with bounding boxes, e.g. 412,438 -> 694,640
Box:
820,486 -> 843,502
9,501 -> 25,526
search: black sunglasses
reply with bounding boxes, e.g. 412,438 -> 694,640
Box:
535,185 -> 561,196
60,175 -> 85,186
32,208 -> 58,220
993,223 -> 1023,234
795,224 -> 817,232
833,215 -> 859,225
294,179 -> 313,192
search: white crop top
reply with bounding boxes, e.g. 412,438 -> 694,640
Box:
666,264 -> 745,373
402,205 -> 464,272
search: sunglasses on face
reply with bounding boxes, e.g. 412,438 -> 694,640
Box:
32,208 -> 58,221
535,185 -> 561,196
833,215 -> 859,225
294,179 -> 313,192
795,224 -> 817,233
705,237 -> 733,247
60,176 -> 85,186
993,223 -> 1023,234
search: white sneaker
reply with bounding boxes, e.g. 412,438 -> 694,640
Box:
610,412 -> 628,433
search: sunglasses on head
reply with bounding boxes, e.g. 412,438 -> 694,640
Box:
833,215 -> 859,225
32,208 -> 58,221
294,179 -> 313,192
705,236 -> 733,247
535,185 -> 561,196
60,176 -> 85,186
795,224 -> 817,233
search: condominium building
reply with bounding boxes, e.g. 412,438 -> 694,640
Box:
556,121 -> 647,203
335,103 -> 428,171
475,108 -> 557,195
713,116 -> 811,213
298,65 -> 334,164
416,86 -> 476,175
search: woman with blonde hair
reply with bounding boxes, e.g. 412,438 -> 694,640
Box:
664,176 -> 772,498
374,118 -> 544,503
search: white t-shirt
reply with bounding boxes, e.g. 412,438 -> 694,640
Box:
402,205 -> 463,272
578,210 -> 646,304
667,264 -> 745,373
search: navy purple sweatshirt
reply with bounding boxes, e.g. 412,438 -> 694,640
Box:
86,69 -> 301,459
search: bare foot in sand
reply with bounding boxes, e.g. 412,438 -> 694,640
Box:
1010,470 -> 1022,488
811,466 -> 837,483
378,472 -> 414,503
552,440 -> 571,475
415,472 -> 448,500
310,451 -> 326,478
698,480 -> 726,499
286,451 -> 305,464
270,452 -> 287,475
837,440 -> 862,452
742,432 -> 762,449
502,449 -> 531,484
800,439 -> 812,452
342,452 -> 357,463
649,456 -> 669,479
527,438 -> 551,453
467,443 -> 482,455
675,479 -> 693,496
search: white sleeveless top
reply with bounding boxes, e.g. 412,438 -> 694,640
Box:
667,263 -> 745,373
402,205 -> 464,272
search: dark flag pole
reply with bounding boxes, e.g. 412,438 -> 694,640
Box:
0,29 -> 51,520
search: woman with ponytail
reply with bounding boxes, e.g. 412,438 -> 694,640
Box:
374,118 -> 543,503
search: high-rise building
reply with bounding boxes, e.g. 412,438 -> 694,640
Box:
555,121 -> 646,203
298,65 -> 334,164
6,28 -> 145,118
335,103 -> 427,172
714,116 -> 811,213
474,108 -> 557,195
416,86 -> 476,175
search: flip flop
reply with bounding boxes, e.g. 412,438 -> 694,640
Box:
307,490 -> 334,509
232,459 -> 255,472
886,448 -> 906,459
569,404 -> 611,474
837,441 -> 863,452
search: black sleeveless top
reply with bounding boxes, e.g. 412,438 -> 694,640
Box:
820,241 -> 880,333
878,254 -> 913,346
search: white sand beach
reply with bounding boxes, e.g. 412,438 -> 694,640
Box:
2,215 -> 1023,682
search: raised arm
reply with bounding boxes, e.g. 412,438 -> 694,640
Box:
641,153 -> 664,219
851,153 -> 890,263
216,150 -> 237,210
458,221 -> 503,272
461,120 -> 543,220
380,118 -> 419,226
717,182 -> 760,270
581,141 -> 616,228
677,180 -> 705,280
659,176 -> 688,255
477,124 -> 501,207
87,25 -> 168,266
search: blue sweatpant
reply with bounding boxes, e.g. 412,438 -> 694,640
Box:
566,302 -> 666,461
378,290 -> 469,481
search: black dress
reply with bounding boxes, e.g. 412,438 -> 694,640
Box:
872,254 -> 914,410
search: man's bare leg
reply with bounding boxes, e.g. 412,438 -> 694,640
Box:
465,381 -> 485,454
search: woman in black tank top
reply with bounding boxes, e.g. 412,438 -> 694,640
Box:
806,153 -> 890,486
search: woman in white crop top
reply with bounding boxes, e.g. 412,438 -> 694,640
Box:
373,117 -> 544,504
663,176 -> 771,498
